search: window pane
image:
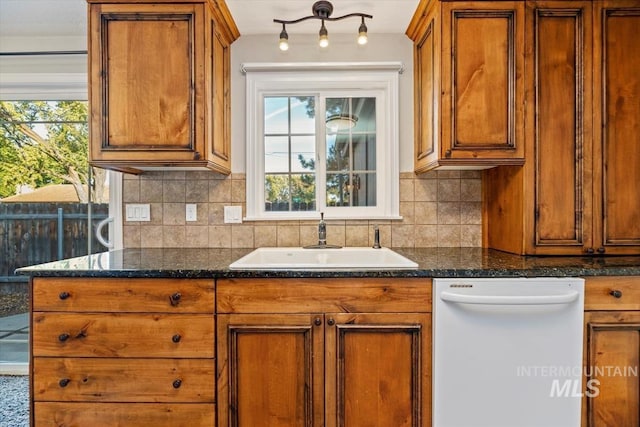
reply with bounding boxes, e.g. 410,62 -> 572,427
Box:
352,134 -> 376,171
291,136 -> 315,173
353,173 -> 377,207
265,136 -> 289,173
291,96 -> 315,134
264,97 -> 289,134
324,97 -> 376,208
291,174 -> 316,211
352,97 -> 376,132
326,134 -> 349,172
265,174 -> 316,211
326,173 -> 350,206
265,174 -> 290,211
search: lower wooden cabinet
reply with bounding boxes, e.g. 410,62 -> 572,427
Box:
216,278 -> 432,427
583,277 -> 640,427
30,278 -> 216,426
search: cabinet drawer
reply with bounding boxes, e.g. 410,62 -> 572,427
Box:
32,313 -> 214,358
33,278 -> 214,313
34,402 -> 215,426
33,358 -> 215,403
217,278 -> 432,313
584,277 -> 640,310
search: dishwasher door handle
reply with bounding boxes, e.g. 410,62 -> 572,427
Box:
440,290 -> 580,305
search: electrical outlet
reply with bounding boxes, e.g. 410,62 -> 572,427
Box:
125,204 -> 151,222
224,206 -> 242,224
186,204 -> 197,222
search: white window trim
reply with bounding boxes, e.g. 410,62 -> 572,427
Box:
244,62 -> 402,221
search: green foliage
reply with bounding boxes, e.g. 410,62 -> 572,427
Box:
0,101 -> 103,201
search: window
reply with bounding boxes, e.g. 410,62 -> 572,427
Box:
244,62 -> 402,220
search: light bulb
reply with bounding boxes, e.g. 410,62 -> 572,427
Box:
319,21 -> 329,48
358,20 -> 368,45
279,26 -> 289,51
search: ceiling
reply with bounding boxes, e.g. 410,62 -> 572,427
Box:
0,0 -> 419,47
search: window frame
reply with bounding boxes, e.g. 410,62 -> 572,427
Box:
0,69 -> 123,250
244,62 -> 402,221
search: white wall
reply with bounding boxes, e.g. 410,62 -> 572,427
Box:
230,33 -> 415,173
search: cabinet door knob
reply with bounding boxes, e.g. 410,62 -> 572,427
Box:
314,317 -> 322,326
59,292 -> 70,300
172,334 -> 182,343
327,318 -> 335,326
173,379 -> 182,389
586,248 -> 595,254
610,289 -> 623,299
597,247 -> 605,254
58,333 -> 70,342
169,292 -> 182,306
59,378 -> 70,387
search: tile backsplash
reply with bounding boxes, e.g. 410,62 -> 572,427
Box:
122,170 -> 482,248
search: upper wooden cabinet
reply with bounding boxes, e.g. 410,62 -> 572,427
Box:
87,0 -> 239,174
485,0 -> 640,255
407,0 -> 525,172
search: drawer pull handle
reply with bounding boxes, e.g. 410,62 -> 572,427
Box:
59,378 -> 70,387
172,334 -> 182,343
327,318 -> 335,326
173,379 -> 182,389
610,289 -> 623,298
314,317 -> 322,326
59,292 -> 70,300
58,333 -> 70,342
169,292 -> 182,306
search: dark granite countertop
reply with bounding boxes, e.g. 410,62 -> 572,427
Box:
15,247 -> 640,278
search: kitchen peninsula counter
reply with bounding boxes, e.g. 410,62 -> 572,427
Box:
16,247 -> 640,278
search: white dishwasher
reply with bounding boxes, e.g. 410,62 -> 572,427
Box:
433,277 -> 584,427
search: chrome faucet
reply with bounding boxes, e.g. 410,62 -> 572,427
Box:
303,212 -> 341,249
318,212 -> 327,246
372,224 -> 382,249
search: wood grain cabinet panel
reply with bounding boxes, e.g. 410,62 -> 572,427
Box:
407,0 -> 525,172
34,402 -> 215,427
33,278 -> 214,313
582,277 -> 640,427
33,358 -> 214,403
484,0 -> 640,255
326,313 -> 431,427
30,277 -> 216,426
87,0 -> 238,174
593,1 -> 640,251
217,279 -> 432,427
32,313 -> 214,358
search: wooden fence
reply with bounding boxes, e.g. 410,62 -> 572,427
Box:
0,203 -> 109,291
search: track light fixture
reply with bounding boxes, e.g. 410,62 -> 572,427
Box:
274,0 -> 372,50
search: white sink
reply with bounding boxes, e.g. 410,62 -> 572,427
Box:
229,247 -> 418,271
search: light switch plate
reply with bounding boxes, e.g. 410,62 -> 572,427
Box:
224,206 -> 242,223
186,204 -> 197,222
125,204 -> 151,222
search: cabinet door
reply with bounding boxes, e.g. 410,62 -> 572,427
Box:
413,2 -> 441,173
583,311 -> 640,427
217,314 -> 324,427
89,3 -> 206,167
441,1 -> 524,161
525,1 -> 593,255
325,313 -> 431,427
593,1 -> 640,254
206,18 -> 232,173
